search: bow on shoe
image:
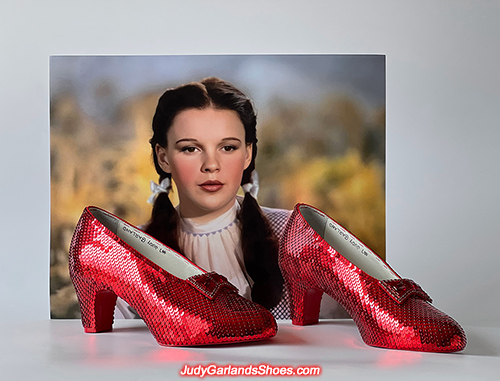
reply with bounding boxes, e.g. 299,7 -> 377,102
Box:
187,272 -> 239,299
379,279 -> 433,304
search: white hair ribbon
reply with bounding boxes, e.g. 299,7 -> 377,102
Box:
242,170 -> 259,199
147,177 -> 172,204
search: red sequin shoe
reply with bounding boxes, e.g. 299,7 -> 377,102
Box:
69,206 -> 277,346
279,203 -> 466,352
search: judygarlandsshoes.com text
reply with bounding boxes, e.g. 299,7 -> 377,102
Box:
180,363 -> 321,377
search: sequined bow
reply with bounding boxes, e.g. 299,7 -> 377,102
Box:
379,278 -> 432,304
187,272 -> 239,299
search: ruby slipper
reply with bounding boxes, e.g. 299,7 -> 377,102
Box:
279,203 -> 466,352
69,206 -> 277,346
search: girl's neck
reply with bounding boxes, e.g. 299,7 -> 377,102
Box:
178,198 -> 238,225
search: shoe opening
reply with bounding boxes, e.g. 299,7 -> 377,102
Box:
89,207 -> 203,280
299,205 -> 397,281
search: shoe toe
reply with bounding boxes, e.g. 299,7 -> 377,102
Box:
421,313 -> 467,352
359,298 -> 466,352
217,296 -> 278,342
394,302 -> 467,352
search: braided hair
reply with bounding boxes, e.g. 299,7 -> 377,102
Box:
145,77 -> 283,309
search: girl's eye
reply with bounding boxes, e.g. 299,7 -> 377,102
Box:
181,146 -> 198,153
222,145 -> 237,152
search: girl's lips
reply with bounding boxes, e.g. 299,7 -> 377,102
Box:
199,181 -> 223,192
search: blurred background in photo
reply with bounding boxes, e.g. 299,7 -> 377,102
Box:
50,55 -> 386,318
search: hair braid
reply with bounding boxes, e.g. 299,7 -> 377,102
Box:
238,193 -> 283,309
145,77 -> 284,309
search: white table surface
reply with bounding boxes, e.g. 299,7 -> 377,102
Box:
2,319 -> 499,380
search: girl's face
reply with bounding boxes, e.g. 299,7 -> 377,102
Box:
156,107 -> 252,223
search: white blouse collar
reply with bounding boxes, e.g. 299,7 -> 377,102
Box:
179,199 -> 240,236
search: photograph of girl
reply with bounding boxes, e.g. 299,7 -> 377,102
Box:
50,55 -> 386,323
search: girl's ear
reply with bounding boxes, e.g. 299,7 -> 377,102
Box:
244,143 -> 253,170
155,144 -> 171,173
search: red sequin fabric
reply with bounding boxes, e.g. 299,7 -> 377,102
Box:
279,203 -> 466,352
69,206 -> 277,346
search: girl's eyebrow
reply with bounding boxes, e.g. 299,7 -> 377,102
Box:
221,137 -> 242,143
175,137 -> 242,144
175,138 -> 198,145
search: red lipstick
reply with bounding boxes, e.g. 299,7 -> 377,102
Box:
199,180 -> 223,192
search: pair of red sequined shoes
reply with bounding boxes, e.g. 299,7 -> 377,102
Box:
69,204 -> 466,351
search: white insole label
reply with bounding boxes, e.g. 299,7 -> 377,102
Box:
119,222 -> 168,256
327,221 -> 374,258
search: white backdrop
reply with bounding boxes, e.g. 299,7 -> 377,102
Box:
1,0 -> 499,328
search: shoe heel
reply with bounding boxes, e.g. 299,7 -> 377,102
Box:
73,276 -> 117,333
284,275 -> 323,326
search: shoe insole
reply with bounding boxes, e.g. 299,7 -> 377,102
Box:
90,207 -> 203,280
299,205 -> 397,281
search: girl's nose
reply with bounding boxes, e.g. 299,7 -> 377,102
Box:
201,152 -> 220,173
